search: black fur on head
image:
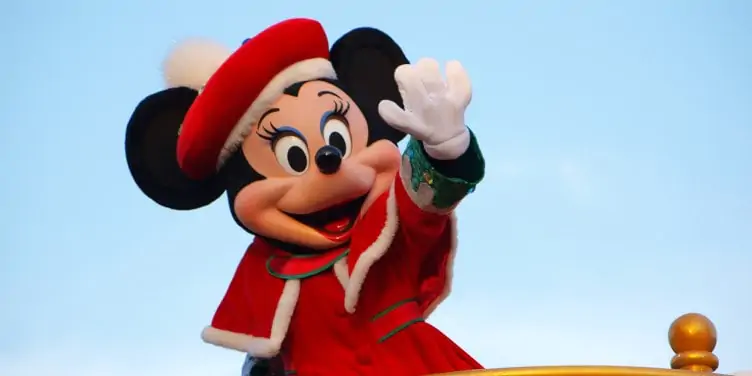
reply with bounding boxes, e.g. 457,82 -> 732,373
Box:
125,27 -> 409,214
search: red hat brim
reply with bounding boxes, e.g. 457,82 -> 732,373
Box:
176,18 -> 336,180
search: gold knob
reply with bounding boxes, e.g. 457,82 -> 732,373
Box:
669,313 -> 719,372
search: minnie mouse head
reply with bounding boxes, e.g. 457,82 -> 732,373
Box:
125,18 -> 409,252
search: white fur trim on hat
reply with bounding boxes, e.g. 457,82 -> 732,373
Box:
162,38 -> 232,90
216,57 -> 337,168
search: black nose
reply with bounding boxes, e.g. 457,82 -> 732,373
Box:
315,145 -> 342,175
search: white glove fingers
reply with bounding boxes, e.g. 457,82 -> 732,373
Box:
394,64 -> 428,108
378,100 -> 429,139
445,60 -> 473,109
415,58 -> 445,94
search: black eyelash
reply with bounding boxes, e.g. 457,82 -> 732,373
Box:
256,100 -> 350,142
332,100 -> 351,118
257,122 -> 281,142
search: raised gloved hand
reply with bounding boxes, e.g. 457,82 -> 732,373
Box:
378,58 -> 473,161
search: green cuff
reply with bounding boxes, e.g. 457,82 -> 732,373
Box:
404,131 -> 485,209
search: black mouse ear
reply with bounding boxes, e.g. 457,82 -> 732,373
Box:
125,87 -> 225,210
330,27 -> 409,145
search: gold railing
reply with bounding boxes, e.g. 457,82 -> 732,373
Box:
440,313 -> 728,376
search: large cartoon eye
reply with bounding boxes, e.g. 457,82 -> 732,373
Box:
322,118 -> 352,158
273,135 -> 309,175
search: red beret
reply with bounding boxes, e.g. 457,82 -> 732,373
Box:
168,18 -> 336,180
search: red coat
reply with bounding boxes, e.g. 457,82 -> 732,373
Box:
201,172 -> 482,375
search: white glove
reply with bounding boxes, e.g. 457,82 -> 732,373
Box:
378,58 -> 473,160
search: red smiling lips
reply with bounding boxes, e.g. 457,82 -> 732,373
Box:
285,194 -> 368,242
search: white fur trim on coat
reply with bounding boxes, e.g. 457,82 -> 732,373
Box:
333,257 -> 350,289
216,58 -> 337,168
342,180 -> 459,316
396,157 -> 459,316
201,279 -> 301,358
162,38 -> 232,90
344,182 -> 400,313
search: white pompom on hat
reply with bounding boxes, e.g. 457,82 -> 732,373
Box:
162,38 -> 232,90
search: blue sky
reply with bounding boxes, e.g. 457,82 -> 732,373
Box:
2,0 -> 750,375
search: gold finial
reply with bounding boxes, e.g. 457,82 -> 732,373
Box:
669,313 -> 719,373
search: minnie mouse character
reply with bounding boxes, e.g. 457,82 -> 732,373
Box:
125,18 -> 485,375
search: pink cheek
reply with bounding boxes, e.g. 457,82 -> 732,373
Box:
232,185 -> 270,221
383,145 -> 402,169
360,140 -> 401,173
233,191 -> 262,227
232,179 -> 296,224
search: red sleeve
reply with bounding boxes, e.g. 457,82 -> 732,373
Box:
394,175 -> 454,314
394,172 -> 451,244
210,248 -> 275,338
